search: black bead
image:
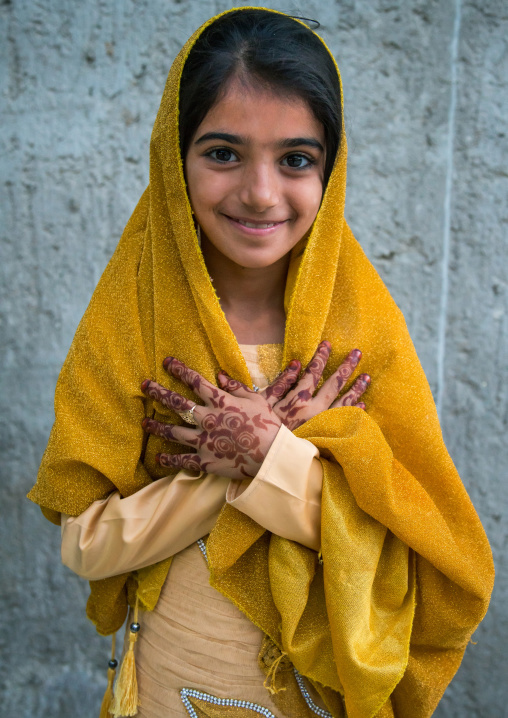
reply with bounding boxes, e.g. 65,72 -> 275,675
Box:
130,622 -> 140,633
108,659 -> 118,669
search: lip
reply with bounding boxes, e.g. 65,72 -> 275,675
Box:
223,214 -> 288,236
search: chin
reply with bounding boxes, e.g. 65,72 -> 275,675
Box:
229,251 -> 288,270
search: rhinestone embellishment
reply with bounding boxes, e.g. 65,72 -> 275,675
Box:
293,668 -> 333,717
196,538 -> 208,564
180,688 -> 278,717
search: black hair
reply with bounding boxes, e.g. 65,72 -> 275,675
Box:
179,9 -> 342,186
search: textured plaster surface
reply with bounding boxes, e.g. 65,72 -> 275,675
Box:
1,1 -> 506,716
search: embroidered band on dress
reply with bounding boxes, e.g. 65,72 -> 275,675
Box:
196,538 -> 208,564
180,687 -> 278,717
293,668 -> 333,717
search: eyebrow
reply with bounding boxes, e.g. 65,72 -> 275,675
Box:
194,131 -> 324,152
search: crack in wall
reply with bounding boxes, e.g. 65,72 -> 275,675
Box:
436,0 -> 462,418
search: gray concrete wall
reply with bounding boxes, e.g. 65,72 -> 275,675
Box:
1,1 -> 506,716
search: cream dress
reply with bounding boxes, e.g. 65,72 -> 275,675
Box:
61,346 -> 327,718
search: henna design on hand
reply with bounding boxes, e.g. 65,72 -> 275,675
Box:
147,406 -> 279,478
264,344 -> 371,430
142,360 -> 282,479
165,357 -> 226,409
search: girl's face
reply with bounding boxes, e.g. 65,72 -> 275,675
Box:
184,78 -> 326,271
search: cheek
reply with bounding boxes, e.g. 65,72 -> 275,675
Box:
187,173 -> 229,219
294,181 -> 323,224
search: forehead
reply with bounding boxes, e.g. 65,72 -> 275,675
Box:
195,78 -> 324,144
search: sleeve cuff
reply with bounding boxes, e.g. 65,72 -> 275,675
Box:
226,424 -> 322,551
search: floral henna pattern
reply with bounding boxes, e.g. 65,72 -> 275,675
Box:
166,357 -> 228,410
192,407 -> 278,477
262,360 -> 301,403
153,405 -> 277,477
142,368 -> 282,478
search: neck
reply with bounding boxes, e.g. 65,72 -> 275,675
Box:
201,237 -> 288,344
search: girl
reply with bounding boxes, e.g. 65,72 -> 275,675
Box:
28,8 -> 494,718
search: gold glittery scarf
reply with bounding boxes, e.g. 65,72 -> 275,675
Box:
28,8 -> 494,718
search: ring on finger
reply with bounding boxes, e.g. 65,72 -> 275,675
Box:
177,404 -> 198,426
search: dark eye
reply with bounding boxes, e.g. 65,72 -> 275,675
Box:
282,154 -> 314,169
208,148 -> 237,163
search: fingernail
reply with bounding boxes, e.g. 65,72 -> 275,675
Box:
141,417 -> 149,429
163,356 -> 175,370
360,373 -> 371,384
288,360 -> 300,369
351,349 -> 362,360
321,340 -> 331,349
141,379 -> 150,391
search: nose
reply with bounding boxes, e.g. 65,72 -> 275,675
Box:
238,161 -> 279,213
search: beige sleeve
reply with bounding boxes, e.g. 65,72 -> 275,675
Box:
226,424 -> 322,552
60,470 -> 229,580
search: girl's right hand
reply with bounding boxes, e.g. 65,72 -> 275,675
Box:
219,341 -> 370,431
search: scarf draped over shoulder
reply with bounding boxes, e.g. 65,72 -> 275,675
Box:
28,8 -> 494,718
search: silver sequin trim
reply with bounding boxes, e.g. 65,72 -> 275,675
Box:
196,538 -> 208,564
293,668 -> 333,717
180,688 -> 278,717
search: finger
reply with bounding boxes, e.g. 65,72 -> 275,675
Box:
330,374 -> 371,408
356,402 -> 366,411
218,371 -> 257,399
316,349 -> 362,406
301,341 -> 332,393
141,379 -> 198,413
164,357 -> 225,406
260,360 -> 301,406
156,452 -> 206,473
142,417 -> 197,447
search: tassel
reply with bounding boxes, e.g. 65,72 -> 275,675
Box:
263,650 -> 288,695
99,633 -> 117,718
110,596 -> 141,717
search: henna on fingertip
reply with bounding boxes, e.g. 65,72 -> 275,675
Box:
339,375 -> 371,407
304,341 -> 332,389
162,356 -> 175,371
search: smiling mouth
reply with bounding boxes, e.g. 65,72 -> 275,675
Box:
226,215 -> 286,229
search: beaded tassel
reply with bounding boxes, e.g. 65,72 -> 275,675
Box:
110,596 -> 141,717
99,633 -> 117,718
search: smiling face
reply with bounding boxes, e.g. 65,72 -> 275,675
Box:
184,78 -> 326,271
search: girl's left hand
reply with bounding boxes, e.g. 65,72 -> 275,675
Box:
140,357 -> 300,479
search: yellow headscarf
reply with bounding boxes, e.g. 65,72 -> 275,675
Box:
28,8 -> 493,718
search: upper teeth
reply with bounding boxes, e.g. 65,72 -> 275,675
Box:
238,220 -> 277,228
